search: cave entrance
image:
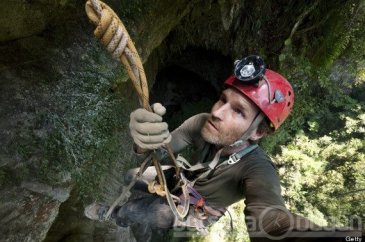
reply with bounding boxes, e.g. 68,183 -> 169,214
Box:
150,47 -> 232,130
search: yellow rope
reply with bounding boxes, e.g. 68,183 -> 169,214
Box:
85,0 -> 150,109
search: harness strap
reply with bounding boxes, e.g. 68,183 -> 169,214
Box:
217,144 -> 258,167
176,148 -> 223,171
180,184 -> 226,218
184,144 -> 257,186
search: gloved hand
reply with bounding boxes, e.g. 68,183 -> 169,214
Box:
129,103 -> 171,150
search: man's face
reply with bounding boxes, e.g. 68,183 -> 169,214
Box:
201,87 -> 260,146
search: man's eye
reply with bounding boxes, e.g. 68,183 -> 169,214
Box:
234,109 -> 242,115
234,109 -> 246,118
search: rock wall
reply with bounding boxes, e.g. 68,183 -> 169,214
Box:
0,0 -> 195,241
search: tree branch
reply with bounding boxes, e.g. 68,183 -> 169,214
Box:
334,188 -> 365,197
288,0 -> 321,41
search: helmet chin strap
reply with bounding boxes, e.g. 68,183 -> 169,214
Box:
229,112 -> 265,147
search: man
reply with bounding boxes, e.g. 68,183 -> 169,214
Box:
85,56 -> 358,241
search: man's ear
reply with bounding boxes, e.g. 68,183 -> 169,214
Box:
249,128 -> 265,141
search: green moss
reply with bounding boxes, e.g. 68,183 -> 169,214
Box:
7,38 -> 136,202
0,168 -> 16,187
282,0 -> 365,69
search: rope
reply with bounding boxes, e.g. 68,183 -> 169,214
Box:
104,153 -> 152,219
85,0 -> 190,221
85,0 -> 149,109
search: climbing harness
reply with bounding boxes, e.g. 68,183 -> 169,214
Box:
85,0 -> 189,221
175,144 -> 259,230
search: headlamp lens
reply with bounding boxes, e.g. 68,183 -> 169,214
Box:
234,55 -> 266,84
240,62 -> 256,77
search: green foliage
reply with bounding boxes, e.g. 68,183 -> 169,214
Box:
275,107 -> 365,227
271,12 -> 365,226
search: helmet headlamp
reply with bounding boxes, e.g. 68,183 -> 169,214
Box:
233,55 -> 266,84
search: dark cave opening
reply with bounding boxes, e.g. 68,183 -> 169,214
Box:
150,47 -> 232,130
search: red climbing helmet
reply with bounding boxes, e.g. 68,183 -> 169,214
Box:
224,55 -> 294,130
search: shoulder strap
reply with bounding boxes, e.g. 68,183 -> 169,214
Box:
217,144 -> 258,167
176,148 -> 223,171
192,144 -> 259,185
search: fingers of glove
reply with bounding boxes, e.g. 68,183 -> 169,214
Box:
131,130 -> 171,150
151,103 -> 166,116
130,108 -> 163,123
135,142 -> 163,150
133,136 -> 167,150
132,122 -> 169,135
132,130 -> 171,144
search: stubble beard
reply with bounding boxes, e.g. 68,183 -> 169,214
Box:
201,127 -> 221,145
201,121 -> 239,146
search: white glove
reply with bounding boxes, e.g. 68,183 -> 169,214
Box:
129,103 -> 171,150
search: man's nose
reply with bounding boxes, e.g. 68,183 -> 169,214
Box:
212,103 -> 228,120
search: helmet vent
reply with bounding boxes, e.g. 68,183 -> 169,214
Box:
288,91 -> 292,96
287,102 -> 291,107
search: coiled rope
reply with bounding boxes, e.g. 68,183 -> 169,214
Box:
85,0 -> 189,221
86,0 -> 149,109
